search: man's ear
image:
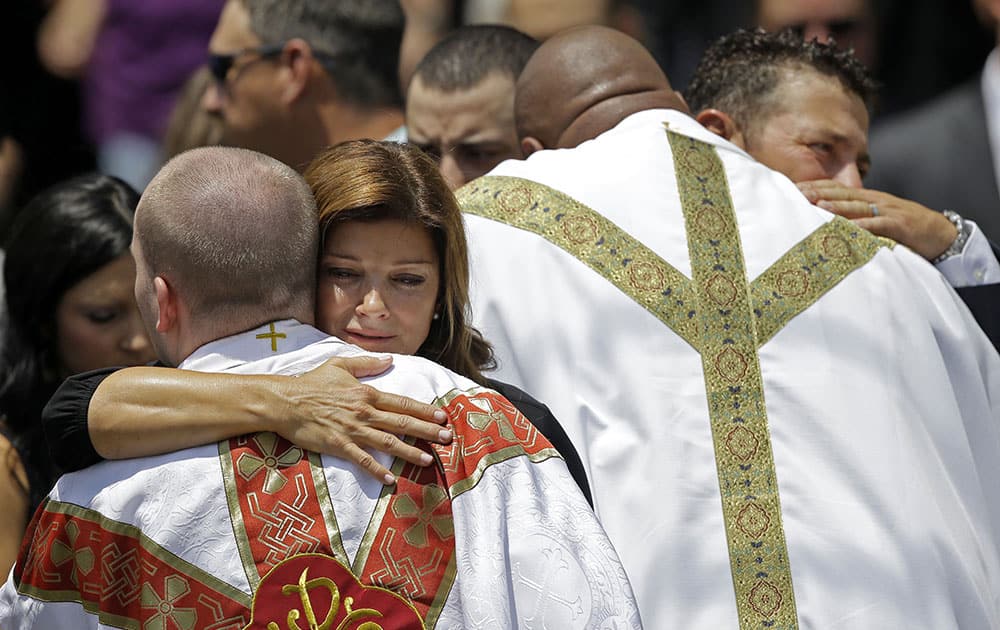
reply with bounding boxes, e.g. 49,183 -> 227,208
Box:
520,136 -> 544,157
278,38 -> 312,105
673,90 -> 691,115
695,108 -> 740,142
153,276 -> 178,334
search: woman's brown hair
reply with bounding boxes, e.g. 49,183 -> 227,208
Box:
304,140 -> 495,384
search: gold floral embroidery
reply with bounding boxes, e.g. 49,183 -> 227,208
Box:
458,178 -> 700,350
749,216 -> 890,346
668,129 -> 798,629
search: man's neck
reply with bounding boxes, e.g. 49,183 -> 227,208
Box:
319,102 -> 405,147
177,319 -> 329,372
172,310 -> 314,365
282,104 -> 404,172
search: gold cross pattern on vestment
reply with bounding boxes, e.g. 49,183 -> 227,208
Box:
256,323 -> 287,352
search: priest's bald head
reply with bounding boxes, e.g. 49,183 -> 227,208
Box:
131,146 -> 318,365
515,26 -> 689,155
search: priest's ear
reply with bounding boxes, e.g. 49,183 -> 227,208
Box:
520,136 -> 545,157
152,276 -> 179,334
695,109 -> 744,147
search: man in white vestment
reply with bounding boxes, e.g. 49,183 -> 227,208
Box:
458,26 -> 1000,629
0,147 -> 639,628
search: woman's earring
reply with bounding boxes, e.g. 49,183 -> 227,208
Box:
432,312 -> 440,320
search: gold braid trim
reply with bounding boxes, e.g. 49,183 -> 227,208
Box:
668,129 -> 799,628
458,177 -> 700,350
750,216 -> 892,346
458,178 -> 888,353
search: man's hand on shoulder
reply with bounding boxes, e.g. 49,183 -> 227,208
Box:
272,356 -> 452,485
797,179 -> 957,261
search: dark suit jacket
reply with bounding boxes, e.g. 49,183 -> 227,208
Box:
868,77 -> 1000,242
867,76 -> 1000,353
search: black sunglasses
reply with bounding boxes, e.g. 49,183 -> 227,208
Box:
207,44 -> 285,85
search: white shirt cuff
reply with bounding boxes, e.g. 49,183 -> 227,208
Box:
934,220 -> 1000,287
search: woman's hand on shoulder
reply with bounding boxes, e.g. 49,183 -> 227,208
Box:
273,356 -> 452,485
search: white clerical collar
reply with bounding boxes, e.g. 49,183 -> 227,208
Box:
179,319 -> 331,372
624,108 -> 756,161
980,48 -> 1000,200
383,125 -> 408,143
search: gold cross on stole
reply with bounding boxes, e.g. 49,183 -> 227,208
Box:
255,323 -> 286,352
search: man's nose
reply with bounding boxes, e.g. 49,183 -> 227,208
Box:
202,81 -> 224,114
439,154 -> 465,191
833,162 -> 863,189
802,22 -> 834,44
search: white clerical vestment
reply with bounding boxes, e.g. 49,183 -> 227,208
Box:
0,320 -> 639,629
459,109 -> 1000,629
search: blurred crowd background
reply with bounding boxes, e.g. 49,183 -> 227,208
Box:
0,0 -> 993,231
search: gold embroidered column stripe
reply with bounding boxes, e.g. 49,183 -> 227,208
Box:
458,176 -> 701,350
218,439 -> 262,591
667,130 -> 798,628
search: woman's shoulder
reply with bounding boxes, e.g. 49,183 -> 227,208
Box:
482,377 -> 593,506
0,425 -> 30,496
484,378 -> 551,421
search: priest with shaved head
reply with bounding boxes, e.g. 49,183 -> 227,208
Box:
458,25 -> 1000,630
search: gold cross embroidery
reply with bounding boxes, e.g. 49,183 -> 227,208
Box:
49,521 -> 95,587
256,323 -> 287,352
465,401 -> 518,441
236,433 -> 304,494
140,575 -> 197,630
390,484 -> 453,548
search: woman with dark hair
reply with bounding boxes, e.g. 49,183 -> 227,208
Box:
0,173 -> 155,576
43,141 -> 591,505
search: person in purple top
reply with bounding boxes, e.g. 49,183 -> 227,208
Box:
38,0 -> 225,190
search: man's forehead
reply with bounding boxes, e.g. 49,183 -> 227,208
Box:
408,72 -> 516,109
209,0 -> 260,52
767,71 -> 869,140
759,0 -> 867,24
406,73 -> 517,143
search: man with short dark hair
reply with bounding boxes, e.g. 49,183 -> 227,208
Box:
406,25 -> 538,189
686,28 -> 1000,291
0,146 -> 640,628
203,0 -> 406,172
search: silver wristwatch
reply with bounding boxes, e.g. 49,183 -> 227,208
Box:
932,210 -> 972,264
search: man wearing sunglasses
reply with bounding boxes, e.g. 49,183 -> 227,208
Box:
202,0 -> 406,172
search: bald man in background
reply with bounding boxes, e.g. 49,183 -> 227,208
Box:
458,25 -> 1000,629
